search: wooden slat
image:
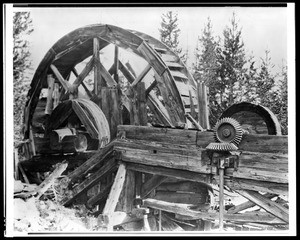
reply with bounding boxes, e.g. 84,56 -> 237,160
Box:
142,198 -> 285,224
50,64 -> 71,92
185,113 -> 204,131
63,158 -> 116,206
235,190 -> 289,223
197,82 -> 210,129
165,61 -> 184,69
113,46 -> 119,82
154,191 -> 209,206
72,56 -> 95,89
118,60 -> 135,83
141,175 -> 168,198
227,192 -> 278,214
93,38 -> 101,94
131,64 -> 152,87
125,162 -> 212,184
102,163 -> 127,214
94,58 -> 118,87
170,70 -> 188,80
72,100 -> 99,139
45,74 -> 55,115
161,54 -> 178,62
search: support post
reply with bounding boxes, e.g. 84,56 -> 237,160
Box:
197,81 -> 210,129
219,164 -> 225,231
94,37 -> 101,95
114,46 -> 119,82
45,74 -> 55,115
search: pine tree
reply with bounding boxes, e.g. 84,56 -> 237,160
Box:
193,18 -> 220,124
219,12 -> 247,107
13,12 -> 34,144
159,11 -> 187,63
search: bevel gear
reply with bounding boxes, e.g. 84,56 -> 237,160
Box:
213,117 -> 243,147
206,142 -> 238,151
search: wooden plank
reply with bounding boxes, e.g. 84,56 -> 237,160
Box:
44,74 -> 55,115
87,182 -> 113,209
72,68 -> 93,98
109,88 -> 121,139
170,70 -> 188,80
118,60 -> 135,83
137,41 -> 166,76
72,100 -> 99,139
161,54 -> 178,62
94,58 -> 117,87
113,46 -> 119,82
66,141 -> 115,184
145,79 -> 157,97
147,93 -> 173,127
141,175 -> 168,198
126,162 -> 212,184
136,82 -> 147,125
117,169 -> 135,212
154,191 -> 209,206
102,163 -> 127,214
117,125 -> 197,146
50,64 -> 71,92
185,113 -> 204,131
227,192 -> 278,214
72,56 -> 95,89
235,189 -> 289,223
142,198 -> 285,224
93,37 -> 101,95
63,158 -> 116,206
224,177 -> 288,196
131,64 -> 152,87
197,82 -> 210,129
157,181 -> 210,194
165,61 -> 184,69
115,141 -> 211,174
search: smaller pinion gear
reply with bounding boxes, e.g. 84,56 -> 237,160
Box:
213,117 -> 243,147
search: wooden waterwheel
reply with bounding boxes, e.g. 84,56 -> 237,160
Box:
23,24 -> 200,155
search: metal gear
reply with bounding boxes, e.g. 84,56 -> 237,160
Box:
206,142 -> 238,151
213,117 -> 243,147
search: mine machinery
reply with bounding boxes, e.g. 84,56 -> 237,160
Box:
16,24 -> 288,231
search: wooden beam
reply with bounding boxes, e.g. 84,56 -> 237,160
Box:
50,64 -> 71,92
45,74 -> 55,115
131,64 -> 152,87
145,79 -> 157,97
235,189 -> 289,223
66,142 -> 115,184
125,162 -> 211,184
185,113 -> 204,131
72,100 -> 99,139
93,38 -> 101,95
142,198 -> 285,225
141,175 -> 168,198
87,182 -> 113,209
72,56 -> 94,89
62,158 -> 116,206
113,46 -> 119,82
71,68 -> 93,98
197,81 -> 210,129
102,163 -> 127,214
188,89 -> 197,118
118,60 -> 135,83
94,58 -> 118,87
227,192 -> 278,214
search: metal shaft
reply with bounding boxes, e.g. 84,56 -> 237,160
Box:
219,167 -> 224,230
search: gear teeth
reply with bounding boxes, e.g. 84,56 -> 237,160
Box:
213,117 -> 244,147
206,142 -> 238,151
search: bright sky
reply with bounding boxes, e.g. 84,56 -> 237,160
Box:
13,6 -> 288,74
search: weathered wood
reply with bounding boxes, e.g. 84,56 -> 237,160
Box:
63,158 -> 116,206
102,163 -> 127,215
141,175 -> 168,198
117,169 -> 135,212
72,68 -> 93,98
35,162 -> 68,198
109,88 -> 121,139
72,56 -> 94,90
185,113 -> 204,131
224,177 -> 288,196
118,60 -> 135,83
113,46 -> 119,82
66,141 -> 115,184
126,162 -> 212,184
87,182 -> 113,209
45,74 -> 55,114
93,37 -> 101,94
131,64 -> 152,87
94,58 -> 117,87
53,83 -> 60,109
235,189 -> 289,223
142,198 -> 285,224
227,192 -> 278,214
157,181 -> 210,194
145,79 -> 157,97
72,100 -> 99,139
188,89 -> 197,118
50,64 -> 71,92
197,81 -> 210,129
117,125 -> 288,154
